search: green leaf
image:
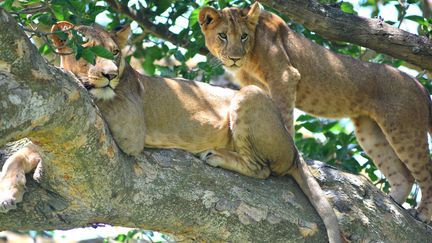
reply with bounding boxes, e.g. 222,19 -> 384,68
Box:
0,0 -> 14,11
51,4 -> 65,20
89,5 -> 108,19
218,0 -> 227,8
405,15 -> 428,26
37,12 -> 56,25
89,46 -> 115,60
189,8 -> 200,27
81,47 -> 96,65
38,43 -> 51,55
156,0 -> 172,14
69,0 -> 86,14
384,20 -> 396,25
20,0 -> 42,5
340,2 -> 355,14
161,234 -> 171,240
114,234 -> 127,242
126,229 -> 139,239
142,58 -> 156,75
174,50 -> 185,62
54,31 -> 68,42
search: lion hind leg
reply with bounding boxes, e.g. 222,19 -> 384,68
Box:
227,85 -> 342,243
0,143 -> 41,213
378,116 -> 432,223
352,116 -> 414,204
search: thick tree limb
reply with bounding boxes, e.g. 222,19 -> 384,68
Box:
258,0 -> 432,72
1,8 -> 432,242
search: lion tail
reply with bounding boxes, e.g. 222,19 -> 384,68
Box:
291,155 -> 344,243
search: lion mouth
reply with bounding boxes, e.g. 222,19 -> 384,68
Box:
83,82 -> 95,90
226,63 -> 242,70
80,78 -> 114,91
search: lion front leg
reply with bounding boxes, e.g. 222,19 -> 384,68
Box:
267,65 -> 301,136
0,143 -> 41,212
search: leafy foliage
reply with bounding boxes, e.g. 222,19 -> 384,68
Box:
3,0 -> 431,209
106,229 -> 173,243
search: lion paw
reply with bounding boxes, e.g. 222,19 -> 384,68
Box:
0,197 -> 17,213
200,151 -> 221,167
205,155 -> 223,168
0,178 -> 25,213
253,166 -> 271,179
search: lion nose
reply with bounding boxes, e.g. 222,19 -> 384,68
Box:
229,56 -> 241,62
102,73 -> 118,81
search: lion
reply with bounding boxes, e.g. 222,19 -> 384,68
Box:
199,2 -> 432,223
0,22 -> 344,242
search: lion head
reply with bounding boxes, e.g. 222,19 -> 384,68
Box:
199,2 -> 261,70
50,21 -> 130,100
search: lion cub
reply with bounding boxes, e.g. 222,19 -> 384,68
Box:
199,2 -> 432,223
0,22 -> 343,243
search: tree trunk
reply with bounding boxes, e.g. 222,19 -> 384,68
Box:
0,8 -> 431,242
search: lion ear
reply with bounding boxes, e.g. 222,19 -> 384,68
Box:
50,21 -> 75,50
247,2 -> 262,26
114,24 -> 131,49
199,7 -> 221,29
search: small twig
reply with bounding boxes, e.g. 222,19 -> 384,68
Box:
131,32 -> 147,44
20,26 -> 69,37
397,0 -> 410,28
9,3 -> 50,15
374,178 -> 386,187
20,26 -> 75,55
42,35 -> 74,56
416,70 -> 427,79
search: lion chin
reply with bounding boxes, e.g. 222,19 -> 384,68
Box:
223,60 -> 244,71
90,87 -> 116,100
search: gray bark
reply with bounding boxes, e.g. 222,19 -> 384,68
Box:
0,8 -> 432,242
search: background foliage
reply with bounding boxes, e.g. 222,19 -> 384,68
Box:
1,0 -> 431,236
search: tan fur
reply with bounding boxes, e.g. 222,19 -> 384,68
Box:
0,143 -> 41,212
0,22 -> 343,243
200,2 -> 432,223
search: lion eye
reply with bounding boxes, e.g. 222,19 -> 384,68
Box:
218,33 -> 227,41
113,49 -> 120,55
241,33 -> 248,42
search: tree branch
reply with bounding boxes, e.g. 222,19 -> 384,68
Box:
1,7 -> 432,242
423,0 -> 431,19
259,0 -> 432,71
